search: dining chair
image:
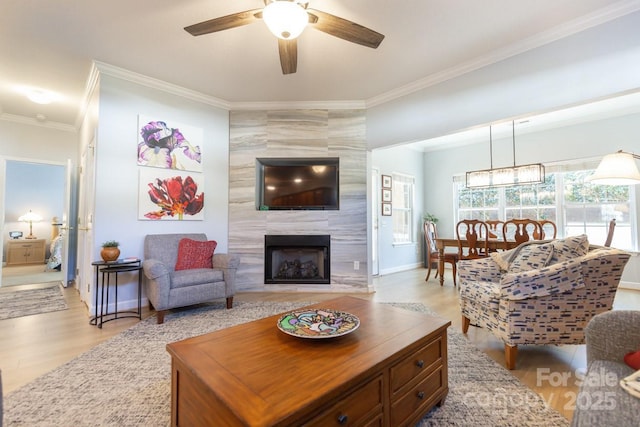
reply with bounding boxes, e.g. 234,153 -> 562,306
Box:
604,218 -> 616,247
502,219 -> 542,248
456,219 -> 489,260
424,221 -> 458,286
485,220 -> 504,239
533,219 -> 557,240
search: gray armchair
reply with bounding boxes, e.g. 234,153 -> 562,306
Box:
142,233 -> 239,324
571,310 -> 640,426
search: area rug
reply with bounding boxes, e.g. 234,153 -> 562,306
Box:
4,301 -> 569,426
0,282 -> 67,321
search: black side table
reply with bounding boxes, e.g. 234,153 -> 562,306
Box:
90,258 -> 142,328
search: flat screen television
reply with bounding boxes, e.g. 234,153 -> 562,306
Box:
256,157 -> 339,210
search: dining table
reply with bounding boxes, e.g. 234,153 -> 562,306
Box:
434,238 -> 520,286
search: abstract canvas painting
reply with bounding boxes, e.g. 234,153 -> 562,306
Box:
138,168 -> 204,221
137,115 -> 203,172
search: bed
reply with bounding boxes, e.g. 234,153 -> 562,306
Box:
46,218 -> 64,271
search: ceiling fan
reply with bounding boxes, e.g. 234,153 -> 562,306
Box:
184,0 -> 384,75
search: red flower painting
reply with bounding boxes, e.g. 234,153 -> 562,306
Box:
144,175 -> 204,220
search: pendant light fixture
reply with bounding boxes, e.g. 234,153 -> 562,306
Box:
466,121 -> 545,188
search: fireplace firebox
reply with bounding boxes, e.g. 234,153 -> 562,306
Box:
264,235 -> 330,284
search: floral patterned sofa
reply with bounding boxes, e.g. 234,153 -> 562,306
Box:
458,235 -> 631,369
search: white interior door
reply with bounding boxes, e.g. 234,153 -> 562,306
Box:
59,159 -> 72,287
77,139 -> 96,304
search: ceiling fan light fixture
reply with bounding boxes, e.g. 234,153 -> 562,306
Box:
263,1 -> 308,40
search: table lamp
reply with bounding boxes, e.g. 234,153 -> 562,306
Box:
18,210 -> 43,239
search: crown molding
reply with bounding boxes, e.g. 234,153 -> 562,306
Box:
94,61 -> 231,110
365,0 -> 640,108
0,113 -> 77,133
73,62 -> 101,130
229,100 -> 366,110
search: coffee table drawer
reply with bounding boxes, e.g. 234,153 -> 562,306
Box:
303,374 -> 383,427
390,366 -> 444,426
390,335 -> 443,394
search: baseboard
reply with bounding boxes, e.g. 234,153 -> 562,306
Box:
619,280 -> 640,291
379,262 -> 423,276
88,297 -> 148,318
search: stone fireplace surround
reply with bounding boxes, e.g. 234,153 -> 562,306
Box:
228,109 -> 369,292
264,234 -> 330,285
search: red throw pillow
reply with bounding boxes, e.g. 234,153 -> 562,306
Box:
174,238 -> 217,271
624,349 -> 640,370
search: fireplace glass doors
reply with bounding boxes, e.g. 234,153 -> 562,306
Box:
264,235 -> 330,284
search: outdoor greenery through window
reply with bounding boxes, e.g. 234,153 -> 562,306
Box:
392,173 -> 415,244
455,170 -> 636,250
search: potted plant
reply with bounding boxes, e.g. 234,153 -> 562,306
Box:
101,240 -> 121,262
423,212 -> 439,224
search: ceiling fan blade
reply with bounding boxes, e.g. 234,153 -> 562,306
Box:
307,9 -> 384,49
184,9 -> 263,36
278,39 -> 297,74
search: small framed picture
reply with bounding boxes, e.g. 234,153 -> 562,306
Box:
381,174 -> 392,189
382,189 -> 392,202
382,203 -> 392,216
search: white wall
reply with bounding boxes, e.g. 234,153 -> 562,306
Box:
372,145 -> 425,275
366,11 -> 640,149
422,112 -> 640,286
0,120 -> 77,161
91,74 -> 229,310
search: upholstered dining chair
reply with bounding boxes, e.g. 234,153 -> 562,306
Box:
502,218 -> 542,248
456,219 -> 489,260
533,219 -> 557,240
424,221 -> 458,285
604,218 -> 616,247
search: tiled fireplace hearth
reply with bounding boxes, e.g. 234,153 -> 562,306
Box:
264,235 -> 330,285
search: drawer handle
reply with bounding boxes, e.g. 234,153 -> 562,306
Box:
417,391 -> 425,400
416,359 -> 424,368
337,414 -> 348,424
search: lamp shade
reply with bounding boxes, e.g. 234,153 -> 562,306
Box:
587,151 -> 640,185
18,210 -> 42,239
18,210 -> 42,223
263,1 -> 308,40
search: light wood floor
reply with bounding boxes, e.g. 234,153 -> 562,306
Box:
1,268 -> 638,422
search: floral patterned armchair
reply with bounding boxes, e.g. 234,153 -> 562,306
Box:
458,235 -> 631,369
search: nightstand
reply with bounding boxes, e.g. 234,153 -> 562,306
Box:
6,239 -> 46,266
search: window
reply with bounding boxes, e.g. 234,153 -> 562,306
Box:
392,174 -> 415,244
454,169 -> 636,250
563,171 -> 632,248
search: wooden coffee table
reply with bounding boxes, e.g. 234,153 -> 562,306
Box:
166,296 -> 450,426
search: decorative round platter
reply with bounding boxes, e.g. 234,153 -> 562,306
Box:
276,309 -> 360,339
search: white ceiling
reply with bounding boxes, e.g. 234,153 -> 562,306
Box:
2,0 -> 639,132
